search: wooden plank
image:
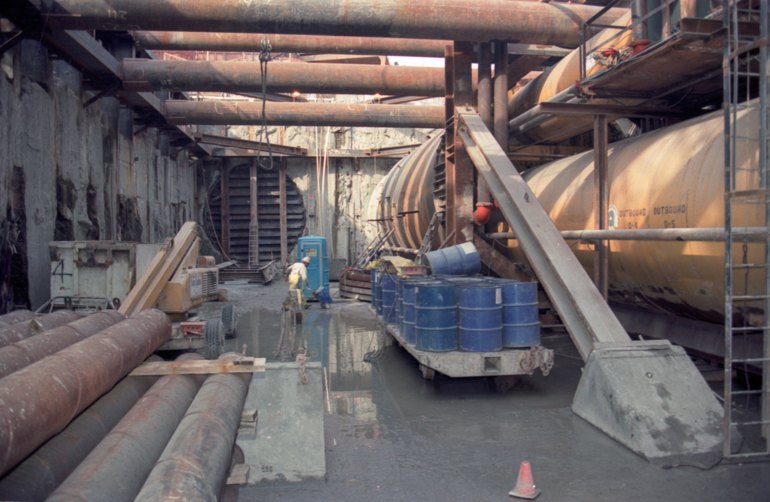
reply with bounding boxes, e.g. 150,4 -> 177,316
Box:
226,464 -> 250,485
473,234 -> 531,282
119,238 -> 171,315
128,357 -> 266,376
119,222 -> 199,316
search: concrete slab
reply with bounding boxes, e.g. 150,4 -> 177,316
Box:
237,361 -> 325,484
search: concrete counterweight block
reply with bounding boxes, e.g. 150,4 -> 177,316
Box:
572,340 -> 727,466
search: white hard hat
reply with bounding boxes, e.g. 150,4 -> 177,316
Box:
301,257 -> 311,264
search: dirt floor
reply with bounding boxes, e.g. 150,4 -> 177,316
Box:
205,280 -> 770,502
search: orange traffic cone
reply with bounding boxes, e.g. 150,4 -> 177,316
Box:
508,461 -> 540,500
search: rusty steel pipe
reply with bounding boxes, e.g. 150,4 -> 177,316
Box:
0,358 -> 161,502
0,310 -> 81,349
121,59 -> 453,96
44,0 -> 628,47
48,354 -> 207,502
164,100 -> 445,129
0,310 -> 36,328
133,31 -> 447,57
0,309 -> 171,476
134,353 -> 252,502
0,310 -> 125,379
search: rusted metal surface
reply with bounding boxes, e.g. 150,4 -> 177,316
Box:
0,310 -> 35,327
373,134 -> 445,249
133,31 -> 447,57
221,168 -> 231,259
121,59 -> 449,97
0,309 -> 171,476
48,354 -> 206,502
164,100 -> 445,128
506,55 -> 549,88
493,41 -> 509,149
487,228 -> 770,242
44,0 -> 628,47
0,357 -> 160,502
134,353 -> 252,502
472,235 -> 531,282
0,310 -> 81,349
0,310 -> 125,379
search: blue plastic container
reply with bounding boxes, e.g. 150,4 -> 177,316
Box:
498,280 -> 540,347
456,284 -> 502,352
374,270 -> 384,317
421,242 -> 481,276
380,274 -> 399,325
415,283 -> 458,351
313,286 -> 333,305
298,236 -> 329,300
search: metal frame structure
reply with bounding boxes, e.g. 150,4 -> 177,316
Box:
722,0 -> 770,459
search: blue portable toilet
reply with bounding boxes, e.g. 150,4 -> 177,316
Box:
297,236 -> 329,300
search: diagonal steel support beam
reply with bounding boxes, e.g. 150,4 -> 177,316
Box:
457,109 -> 629,360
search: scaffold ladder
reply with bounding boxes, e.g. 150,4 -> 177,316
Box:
723,0 -> 770,459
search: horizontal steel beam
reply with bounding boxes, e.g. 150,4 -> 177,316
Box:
488,227 -> 770,243
42,0 -> 628,47
121,59 -> 451,96
164,100 -> 445,128
133,31 -> 447,57
537,102 -> 686,118
193,133 -> 308,156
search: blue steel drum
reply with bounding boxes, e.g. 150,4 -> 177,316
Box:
401,277 -> 444,344
497,280 -> 540,347
415,282 -> 458,351
421,242 -> 481,276
375,270 -> 384,317
380,274 -> 399,325
457,284 -> 503,352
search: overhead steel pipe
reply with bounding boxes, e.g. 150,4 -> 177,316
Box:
0,310 -> 81,349
48,354 -> 207,502
0,309 -> 171,476
0,310 -> 125,379
44,0 -> 628,47
133,31 -> 447,57
121,59 -> 451,96
164,100 -> 445,129
134,353 -> 252,502
0,357 -> 161,502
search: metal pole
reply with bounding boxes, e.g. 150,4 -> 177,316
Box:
493,41 -> 509,151
134,353 -> 252,502
164,100 -> 446,129
0,310 -> 80,349
132,31 -> 447,57
279,158 -> 289,268
451,41 -> 475,245
221,167 -> 231,259
0,310 -> 172,476
121,59 -> 452,97
44,0 -> 629,47
478,42 -> 493,204
594,114 -> 609,300
47,354 -> 208,502
486,227 -> 770,242
0,310 -> 125,379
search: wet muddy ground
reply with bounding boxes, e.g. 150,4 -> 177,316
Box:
207,281 -> 770,502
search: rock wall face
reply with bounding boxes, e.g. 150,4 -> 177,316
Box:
0,41 -> 196,310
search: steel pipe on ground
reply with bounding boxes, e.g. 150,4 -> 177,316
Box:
164,101 -> 445,129
0,310 -> 81,349
487,228 -> 770,243
0,310 -> 125,379
133,31 -> 447,58
0,310 -> 36,328
44,0 -> 628,47
0,309 -> 171,476
121,59 -> 455,96
48,354 -> 208,502
0,357 -> 161,501
134,353 -> 252,502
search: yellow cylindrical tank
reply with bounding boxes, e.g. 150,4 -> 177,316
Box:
518,102 -> 763,323
507,11 -> 635,144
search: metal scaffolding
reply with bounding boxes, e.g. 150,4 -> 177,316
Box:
723,0 -> 770,459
